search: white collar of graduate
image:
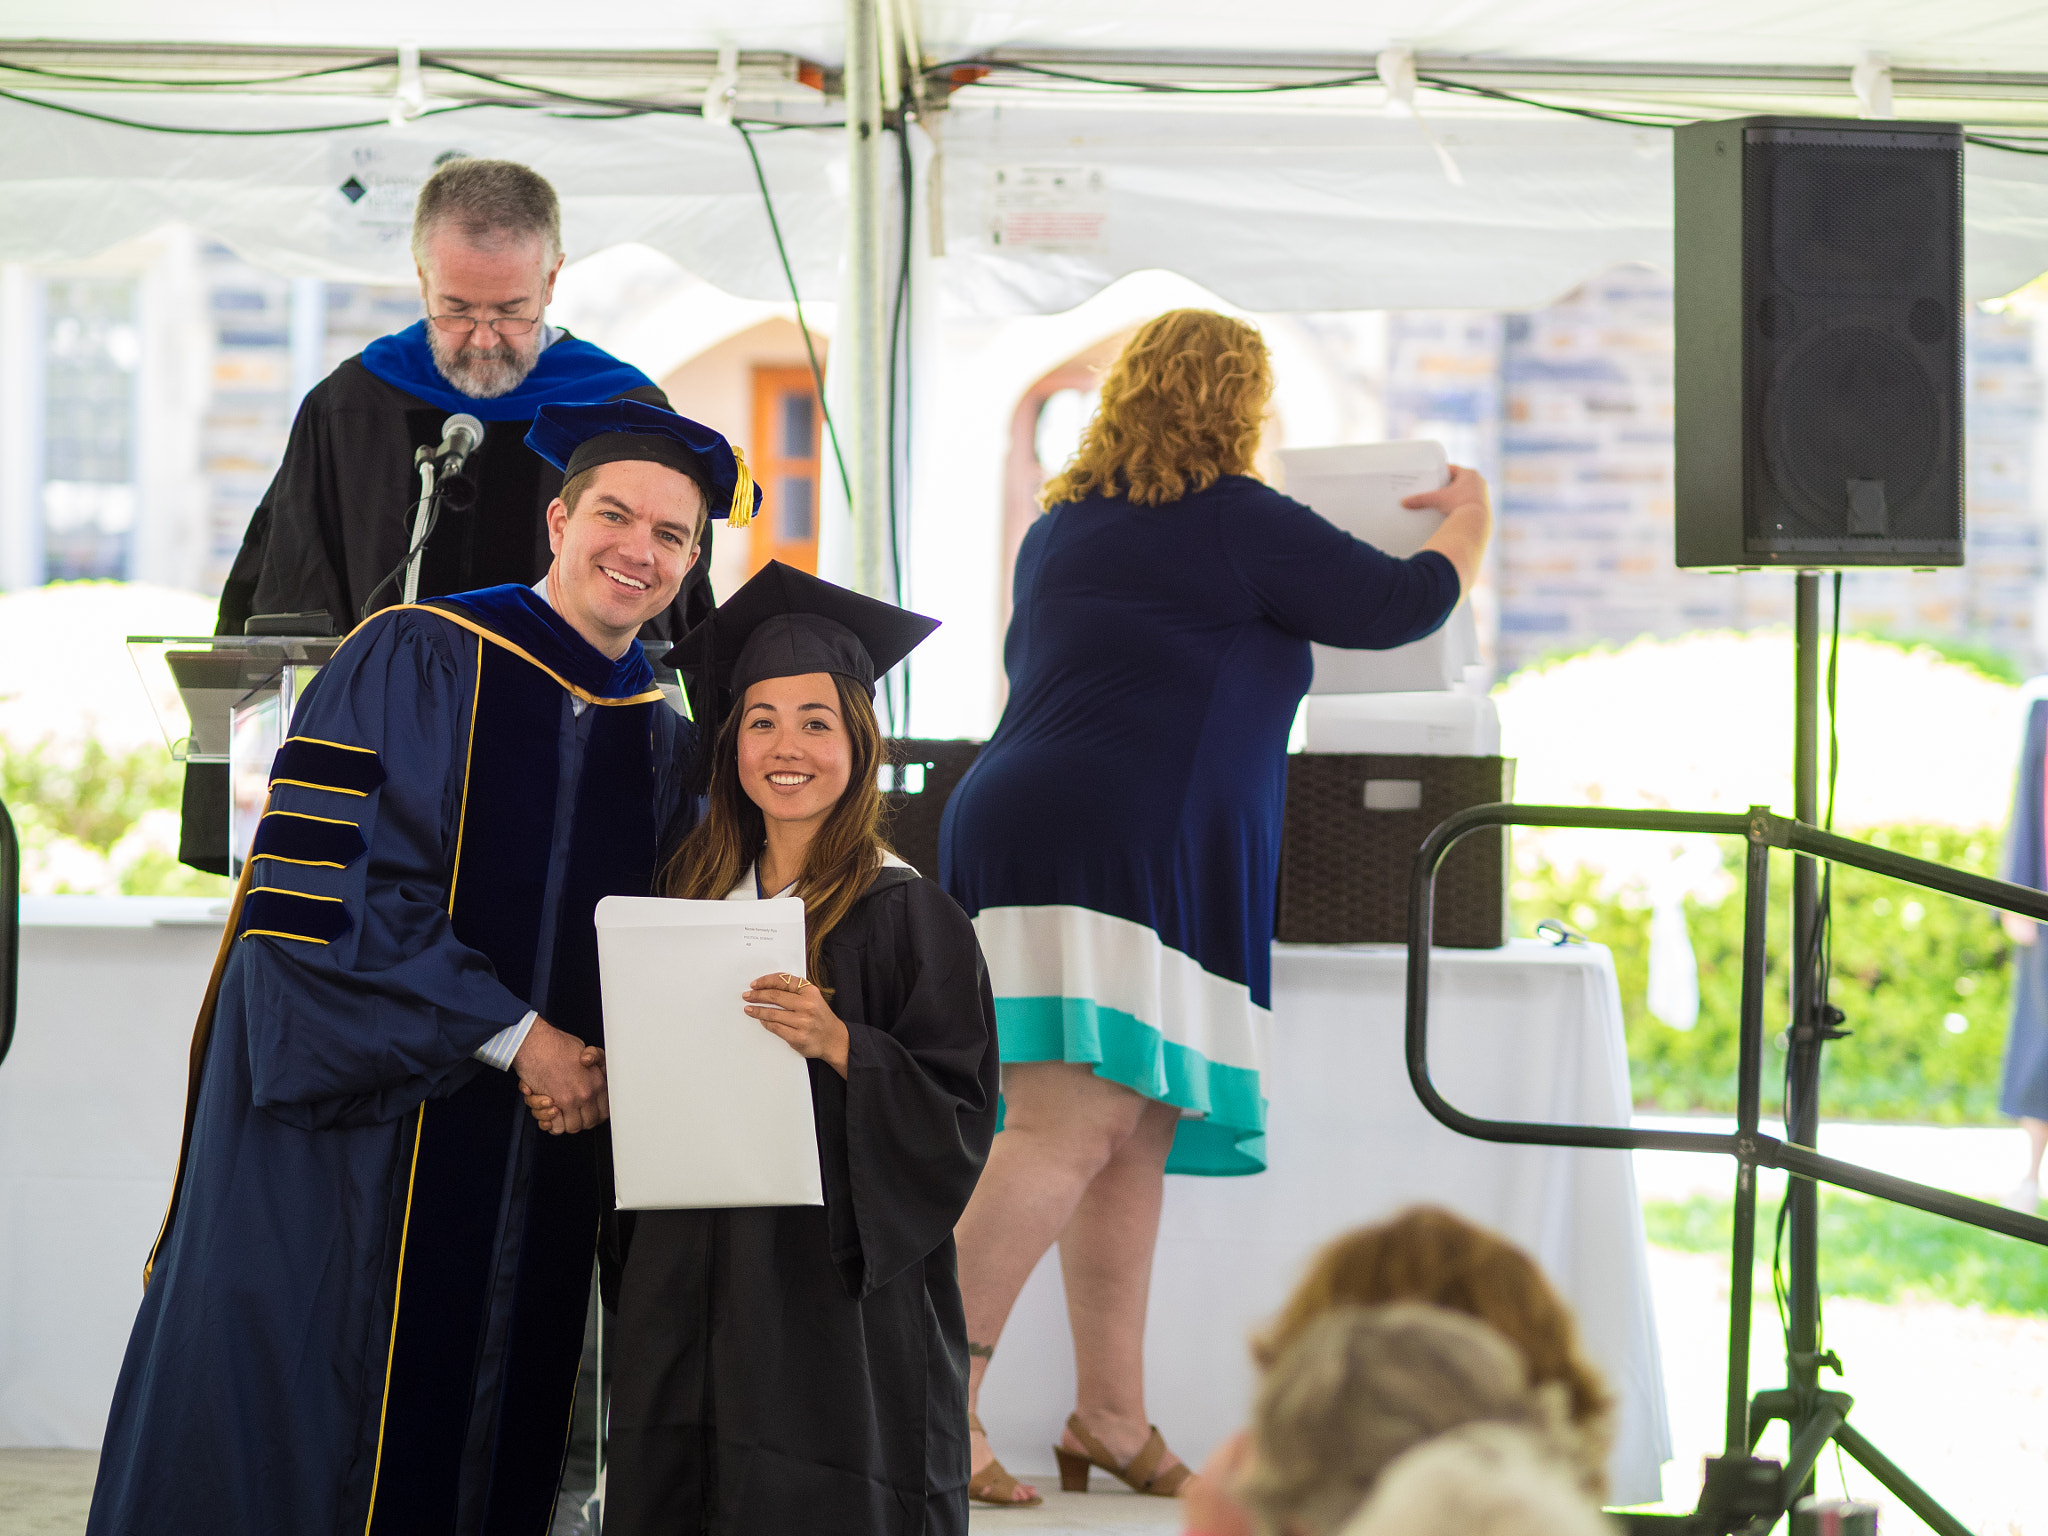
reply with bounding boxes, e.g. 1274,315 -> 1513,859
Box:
727,852 -> 914,902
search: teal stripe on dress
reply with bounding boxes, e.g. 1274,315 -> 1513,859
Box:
994,996 -> 1268,1176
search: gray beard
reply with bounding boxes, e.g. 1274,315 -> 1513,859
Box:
427,328 -> 542,400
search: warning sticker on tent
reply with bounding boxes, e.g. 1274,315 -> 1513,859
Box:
989,166 -> 1107,254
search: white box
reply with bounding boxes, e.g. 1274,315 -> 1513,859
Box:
1277,440 -> 1477,695
1303,692 -> 1501,756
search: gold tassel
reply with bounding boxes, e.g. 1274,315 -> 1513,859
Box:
728,444 -> 756,528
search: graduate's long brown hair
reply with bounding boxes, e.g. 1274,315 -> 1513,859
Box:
659,673 -> 887,983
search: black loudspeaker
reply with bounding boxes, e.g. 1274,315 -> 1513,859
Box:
1674,116 -> 1964,568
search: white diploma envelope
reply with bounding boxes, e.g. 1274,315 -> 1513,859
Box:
595,895 -> 824,1210
1277,440 -> 1479,694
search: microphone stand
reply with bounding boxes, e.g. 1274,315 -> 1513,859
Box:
401,449 -> 442,607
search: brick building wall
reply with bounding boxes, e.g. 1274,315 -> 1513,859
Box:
197,244 -> 417,591
1391,266 -> 2048,680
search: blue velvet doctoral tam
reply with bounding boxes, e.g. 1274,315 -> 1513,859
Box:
89,585 -> 694,1536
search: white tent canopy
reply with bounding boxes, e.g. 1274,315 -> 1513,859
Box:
6,3 -> 2048,309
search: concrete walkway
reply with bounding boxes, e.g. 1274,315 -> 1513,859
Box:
968,1486 -> 1186,1532
0,1451 -> 1186,1536
0,1451 -> 94,1536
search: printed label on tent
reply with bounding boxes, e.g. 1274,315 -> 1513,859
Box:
989,166 -> 1108,254
327,141 -> 472,266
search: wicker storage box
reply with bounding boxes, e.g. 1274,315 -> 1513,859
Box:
881,739 -> 984,880
1277,753 -> 1515,949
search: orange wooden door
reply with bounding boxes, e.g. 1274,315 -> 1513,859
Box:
747,366 -> 824,576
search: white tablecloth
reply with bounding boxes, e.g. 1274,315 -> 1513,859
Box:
0,898 -> 224,1448
976,938 -> 1672,1506
0,906 -> 1669,1504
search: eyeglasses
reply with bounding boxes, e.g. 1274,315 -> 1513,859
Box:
428,314 -> 540,337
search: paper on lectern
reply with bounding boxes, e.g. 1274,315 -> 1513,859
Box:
595,895 -> 824,1209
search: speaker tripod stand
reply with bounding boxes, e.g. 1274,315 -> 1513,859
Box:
1405,573 -> 2048,1534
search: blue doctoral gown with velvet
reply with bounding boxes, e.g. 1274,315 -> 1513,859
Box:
89,585 -> 694,1536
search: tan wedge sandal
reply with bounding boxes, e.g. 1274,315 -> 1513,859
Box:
968,1411 -> 1044,1508
1053,1411 -> 1192,1496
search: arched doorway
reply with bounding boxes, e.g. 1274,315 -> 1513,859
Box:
659,317 -> 828,598
997,334 -> 1127,650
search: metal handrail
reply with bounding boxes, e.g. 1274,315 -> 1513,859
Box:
1409,800 -> 2048,1532
0,794 -> 17,1069
1404,801 -> 2048,1246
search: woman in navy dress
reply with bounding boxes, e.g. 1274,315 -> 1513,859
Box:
939,309 -> 1493,1504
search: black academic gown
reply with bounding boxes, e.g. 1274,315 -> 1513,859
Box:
90,586 -> 695,1536
183,323 -> 712,874
605,867 -> 1000,1536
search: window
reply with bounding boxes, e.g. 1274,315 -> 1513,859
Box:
749,366 -> 825,576
42,277 -> 139,582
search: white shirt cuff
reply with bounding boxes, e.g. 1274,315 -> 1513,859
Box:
474,1010 -> 538,1072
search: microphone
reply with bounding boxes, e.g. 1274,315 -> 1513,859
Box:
423,412 -> 484,473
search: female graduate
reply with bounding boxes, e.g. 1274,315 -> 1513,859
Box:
527,561 -> 1000,1535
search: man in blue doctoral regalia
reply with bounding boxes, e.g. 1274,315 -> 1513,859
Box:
183,155 -> 707,875
89,400 -> 761,1536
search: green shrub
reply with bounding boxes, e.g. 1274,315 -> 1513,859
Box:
1646,1192 -> 2048,1314
1512,826 -> 2015,1123
2,733 -> 229,898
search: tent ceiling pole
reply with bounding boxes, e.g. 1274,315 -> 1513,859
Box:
843,0 -> 889,600
953,48 -> 2048,109
0,42 -> 833,104
12,41 -> 2048,112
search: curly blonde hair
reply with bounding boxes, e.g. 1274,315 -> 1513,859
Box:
1039,308 -> 1273,509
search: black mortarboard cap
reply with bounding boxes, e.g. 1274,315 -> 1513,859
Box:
668,561 -> 939,700
526,398 -> 763,524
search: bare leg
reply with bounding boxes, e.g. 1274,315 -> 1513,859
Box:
2025,1117 -> 2048,1183
1057,1096 -> 1184,1475
956,1063 -> 1151,1499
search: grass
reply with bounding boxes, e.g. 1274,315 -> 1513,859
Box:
1645,1193 -> 2048,1316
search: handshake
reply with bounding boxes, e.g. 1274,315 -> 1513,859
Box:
511,1016 -> 608,1135
508,969 -> 853,1135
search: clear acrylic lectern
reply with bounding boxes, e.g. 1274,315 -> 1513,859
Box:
127,635 -> 342,876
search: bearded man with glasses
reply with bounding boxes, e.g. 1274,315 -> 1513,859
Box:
184,156 -> 711,876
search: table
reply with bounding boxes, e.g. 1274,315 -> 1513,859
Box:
0,897 -> 225,1449
0,908 -> 1670,1505
975,938 -> 1671,1506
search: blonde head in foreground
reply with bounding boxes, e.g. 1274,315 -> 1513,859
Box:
1256,1206 -> 1615,1494
1237,1303 -> 1585,1536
